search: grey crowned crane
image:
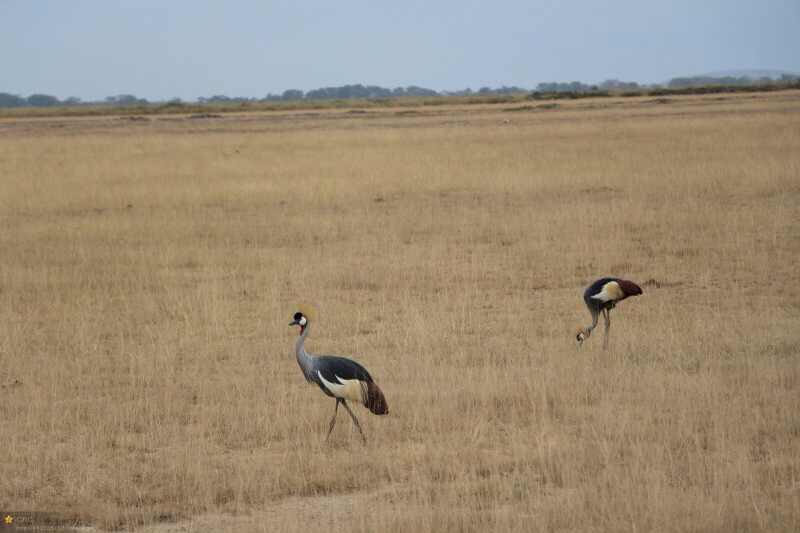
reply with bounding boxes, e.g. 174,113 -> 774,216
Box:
576,277 -> 642,349
289,311 -> 388,443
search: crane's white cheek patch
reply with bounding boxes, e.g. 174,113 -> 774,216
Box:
299,316 -> 307,326
318,372 -> 364,402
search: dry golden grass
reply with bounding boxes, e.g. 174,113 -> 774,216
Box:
1,91 -> 799,532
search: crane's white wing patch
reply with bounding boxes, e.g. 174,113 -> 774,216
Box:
590,281 -> 624,302
318,371 -> 364,403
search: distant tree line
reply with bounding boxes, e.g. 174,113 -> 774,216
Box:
433,85 -> 527,97
0,93 -> 65,107
262,84 -> 443,101
529,74 -> 799,96
535,81 -> 599,93
0,84 -> 526,108
667,73 -> 799,88
0,92 -> 150,108
529,80 -> 645,97
3,74 -> 798,108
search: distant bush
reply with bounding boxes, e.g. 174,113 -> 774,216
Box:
529,90 -> 609,100
0,92 -> 26,107
105,94 -> 149,106
27,94 -> 61,107
535,81 -> 598,93
648,82 -> 800,96
503,103 -> 560,112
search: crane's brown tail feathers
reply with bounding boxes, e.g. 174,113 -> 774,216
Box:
359,381 -> 389,415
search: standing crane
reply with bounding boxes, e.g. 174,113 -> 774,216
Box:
576,277 -> 642,349
289,311 -> 388,443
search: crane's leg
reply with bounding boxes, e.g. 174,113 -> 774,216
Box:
602,308 -> 611,350
341,400 -> 367,444
326,399 -> 341,441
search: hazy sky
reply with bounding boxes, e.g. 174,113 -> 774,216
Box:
2,0 -> 799,101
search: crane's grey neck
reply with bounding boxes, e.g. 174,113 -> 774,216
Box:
295,324 -> 316,381
584,307 -> 599,335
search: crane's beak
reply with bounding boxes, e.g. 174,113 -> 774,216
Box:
289,319 -> 299,326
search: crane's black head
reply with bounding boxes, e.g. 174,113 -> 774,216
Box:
289,311 -> 308,333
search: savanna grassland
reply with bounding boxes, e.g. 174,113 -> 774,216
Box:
1,92 -> 799,532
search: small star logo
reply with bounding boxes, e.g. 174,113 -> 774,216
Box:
3,515 -> 12,525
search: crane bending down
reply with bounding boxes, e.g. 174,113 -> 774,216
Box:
576,277 -> 642,349
289,311 -> 388,443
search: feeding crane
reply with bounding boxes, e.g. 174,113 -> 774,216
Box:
576,277 -> 642,349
